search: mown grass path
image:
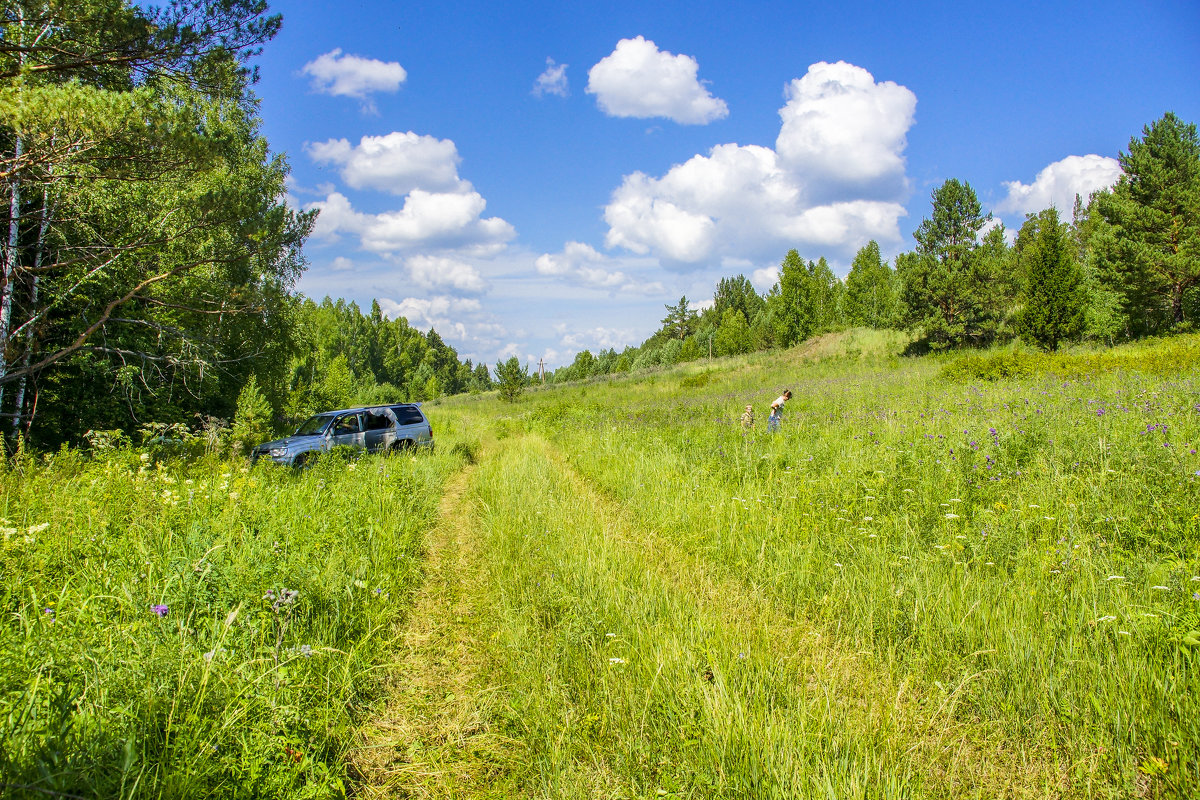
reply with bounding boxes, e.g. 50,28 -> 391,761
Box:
357,433 -> 1066,798
352,458 -> 513,798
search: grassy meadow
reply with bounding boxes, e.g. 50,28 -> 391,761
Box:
3,330 -> 1200,798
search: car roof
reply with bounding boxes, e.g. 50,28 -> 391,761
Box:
322,402 -> 423,415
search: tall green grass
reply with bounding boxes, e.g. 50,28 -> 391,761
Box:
465,436 -> 942,798
0,443 -> 465,798
448,333 -> 1200,797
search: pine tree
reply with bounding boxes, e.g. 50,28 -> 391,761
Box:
1092,112 -> 1200,330
897,179 -> 1004,348
1015,208 -> 1086,351
711,275 -> 765,323
471,361 -> 493,392
660,296 -> 697,340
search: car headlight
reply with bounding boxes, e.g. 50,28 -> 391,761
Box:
269,446 -> 288,457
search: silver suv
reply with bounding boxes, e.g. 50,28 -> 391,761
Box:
252,404 -> 433,466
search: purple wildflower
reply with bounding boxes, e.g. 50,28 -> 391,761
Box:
151,604 -> 169,617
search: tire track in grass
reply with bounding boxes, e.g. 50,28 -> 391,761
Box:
350,454 -> 519,798
351,432 -> 1064,798
525,433 -> 1066,799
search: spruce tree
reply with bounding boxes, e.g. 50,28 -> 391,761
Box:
231,374 -> 273,454
494,357 -> 528,402
1015,208 -> 1086,351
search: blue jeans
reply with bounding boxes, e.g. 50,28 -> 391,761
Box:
767,413 -> 780,432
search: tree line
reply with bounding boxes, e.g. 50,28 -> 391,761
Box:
546,111 -> 1199,384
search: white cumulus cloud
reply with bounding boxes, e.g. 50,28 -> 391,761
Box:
604,147 -> 905,266
306,190 -> 515,256
602,62 -> 914,267
301,49 -> 407,104
587,36 -> 728,124
407,254 -> 488,293
376,296 -> 486,342
558,325 -> 641,351
535,241 -> 665,294
775,61 -> 916,201
534,58 -> 569,97
751,266 -> 779,291
997,154 -> 1123,217
306,132 -> 466,195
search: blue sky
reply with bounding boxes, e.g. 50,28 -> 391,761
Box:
250,0 -> 1199,369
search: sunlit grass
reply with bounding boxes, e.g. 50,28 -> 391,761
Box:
0,445 -> 467,798
442,332 -> 1200,797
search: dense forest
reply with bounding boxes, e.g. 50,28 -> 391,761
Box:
2,3 -> 1197,443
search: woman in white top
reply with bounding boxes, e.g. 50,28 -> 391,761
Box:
767,389 -> 792,432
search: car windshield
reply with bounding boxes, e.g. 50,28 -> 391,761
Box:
294,414 -> 334,436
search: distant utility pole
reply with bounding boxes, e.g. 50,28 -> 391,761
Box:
538,358 -> 546,383
708,335 -> 713,361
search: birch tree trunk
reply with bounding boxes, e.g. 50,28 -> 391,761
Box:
12,189 -> 49,433
0,134 -> 22,411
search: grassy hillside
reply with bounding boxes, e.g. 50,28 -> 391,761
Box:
3,332 -> 1198,798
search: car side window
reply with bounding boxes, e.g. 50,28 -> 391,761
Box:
365,411 -> 393,431
393,407 -> 425,425
333,414 -> 361,435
